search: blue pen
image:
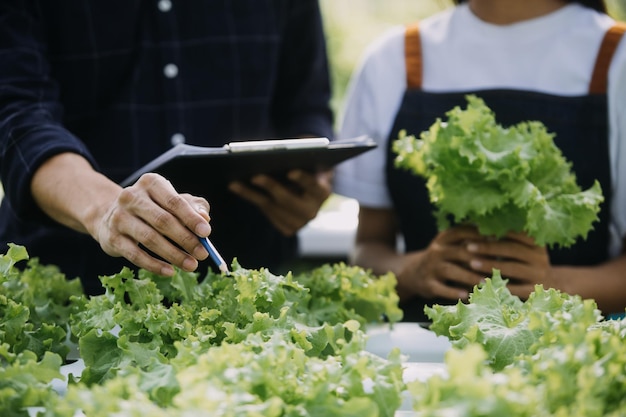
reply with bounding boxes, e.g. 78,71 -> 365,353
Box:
198,236 -> 229,274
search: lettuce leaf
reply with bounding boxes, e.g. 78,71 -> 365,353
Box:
407,344 -> 543,417
70,261 -> 402,394
0,245 -> 85,416
50,332 -> 404,417
393,95 -> 604,248
417,270 -> 626,416
2,245 -> 406,416
426,270 -> 538,370
426,269 -> 603,370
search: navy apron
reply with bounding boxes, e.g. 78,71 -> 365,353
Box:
385,22 -> 625,322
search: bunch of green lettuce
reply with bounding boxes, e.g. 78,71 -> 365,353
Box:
70,260 -> 401,386
425,269 -> 601,370
0,349 -> 64,417
0,244 -> 86,359
409,335 -> 626,417
514,318 -> 626,416
45,331 -> 405,417
0,244 -> 86,416
293,263 -> 402,324
407,344 -> 543,417
0,244 -> 405,416
413,270 -> 626,416
44,259 -> 405,416
393,95 -> 604,247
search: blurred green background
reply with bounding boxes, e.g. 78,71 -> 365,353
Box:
321,0 -> 626,126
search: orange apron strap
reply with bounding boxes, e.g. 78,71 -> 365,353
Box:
589,22 -> 626,94
405,23 -> 422,89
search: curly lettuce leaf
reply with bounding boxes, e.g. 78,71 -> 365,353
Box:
51,331 -> 405,417
293,262 -> 403,324
514,320 -> 626,416
426,270 -> 537,370
407,344 -> 543,417
72,260 -> 402,388
393,95 -> 604,247
0,244 -> 85,363
0,348 -> 63,416
425,269 -> 603,371
415,273 -> 625,416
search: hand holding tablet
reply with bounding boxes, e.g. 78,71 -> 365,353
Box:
121,136 -> 376,196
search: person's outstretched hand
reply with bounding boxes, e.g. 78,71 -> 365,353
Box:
228,169 -> 332,236
31,153 -> 213,277
94,173 -> 212,276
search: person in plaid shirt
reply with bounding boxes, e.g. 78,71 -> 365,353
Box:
0,0 -> 334,295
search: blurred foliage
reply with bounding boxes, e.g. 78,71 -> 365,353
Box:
320,0 -> 452,124
321,0 -> 626,128
608,0 -> 626,19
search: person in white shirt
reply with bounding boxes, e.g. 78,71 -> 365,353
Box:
334,0 -> 626,321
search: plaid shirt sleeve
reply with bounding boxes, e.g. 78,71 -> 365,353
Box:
0,1 -> 100,220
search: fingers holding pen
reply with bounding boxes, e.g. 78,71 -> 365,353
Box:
97,173 -> 212,275
138,173 -> 211,235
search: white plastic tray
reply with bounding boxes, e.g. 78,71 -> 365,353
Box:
365,322 -> 451,363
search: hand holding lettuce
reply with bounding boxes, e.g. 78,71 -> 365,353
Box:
393,95 -> 604,248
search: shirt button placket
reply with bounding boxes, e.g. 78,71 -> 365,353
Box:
157,0 -> 184,148
170,133 -> 186,146
157,0 -> 172,12
164,60 -> 181,146
163,63 -> 178,79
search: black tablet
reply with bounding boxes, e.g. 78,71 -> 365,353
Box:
120,136 -> 376,196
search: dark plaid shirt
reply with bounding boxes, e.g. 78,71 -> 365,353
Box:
0,0 -> 333,293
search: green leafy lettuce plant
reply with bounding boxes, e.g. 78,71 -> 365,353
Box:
413,270 -> 626,416
393,95 -> 604,248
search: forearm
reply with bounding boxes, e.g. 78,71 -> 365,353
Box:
30,152 -> 121,237
552,254 -> 626,315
